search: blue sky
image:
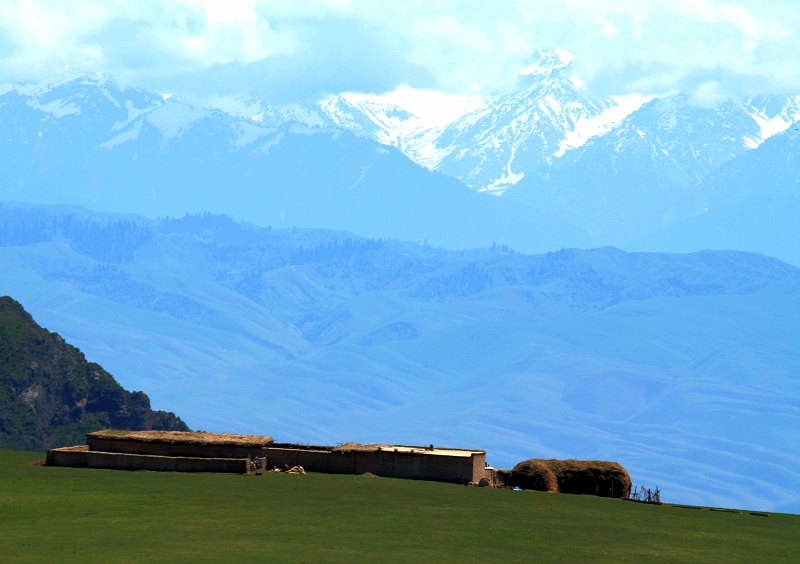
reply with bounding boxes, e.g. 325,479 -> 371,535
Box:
1,0 -> 799,103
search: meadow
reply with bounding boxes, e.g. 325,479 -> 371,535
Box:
1,449 -> 798,562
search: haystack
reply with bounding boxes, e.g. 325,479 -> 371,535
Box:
505,459 -> 559,492
508,459 -> 631,498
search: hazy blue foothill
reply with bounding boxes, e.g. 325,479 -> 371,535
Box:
1,204 -> 798,513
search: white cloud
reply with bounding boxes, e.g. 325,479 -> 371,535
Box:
0,0 -> 798,100
690,81 -> 728,107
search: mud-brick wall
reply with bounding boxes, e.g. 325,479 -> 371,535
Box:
46,445 -> 90,466
472,453 -> 488,482
263,447 -> 332,472
87,436 -> 268,459
46,447 -> 252,473
263,446 -> 484,483
376,451 -> 482,483
326,452 -> 381,475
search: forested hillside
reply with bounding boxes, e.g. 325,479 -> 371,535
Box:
0,296 -> 187,450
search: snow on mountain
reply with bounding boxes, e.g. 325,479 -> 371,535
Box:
431,49 -> 640,193
302,50 -> 800,208
553,94 -> 651,157
320,93 -> 453,169
313,50 -> 645,194
742,95 -> 800,148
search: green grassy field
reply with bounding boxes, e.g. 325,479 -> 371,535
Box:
1,449 -> 798,562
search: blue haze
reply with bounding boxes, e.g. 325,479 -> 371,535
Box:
0,205 -> 798,513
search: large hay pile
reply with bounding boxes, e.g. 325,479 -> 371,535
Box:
507,459 -> 631,498
88,430 -> 273,446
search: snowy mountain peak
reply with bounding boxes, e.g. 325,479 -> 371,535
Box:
311,49 -> 639,193
519,48 -> 575,77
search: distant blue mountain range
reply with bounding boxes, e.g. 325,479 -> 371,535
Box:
1,75 -> 798,265
1,204 -> 797,513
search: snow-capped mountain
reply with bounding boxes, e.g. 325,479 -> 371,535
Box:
0,74 -> 589,253
317,49 -> 646,193
502,93 -> 800,245
2,70 -> 800,265
312,49 -> 800,204
432,50 -> 643,193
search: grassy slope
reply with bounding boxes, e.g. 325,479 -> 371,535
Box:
2,450 -> 798,562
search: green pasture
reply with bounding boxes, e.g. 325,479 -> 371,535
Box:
1,449 -> 797,562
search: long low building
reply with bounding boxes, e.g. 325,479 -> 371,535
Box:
86,430 -> 273,459
266,442 -> 488,484
46,430 -> 491,484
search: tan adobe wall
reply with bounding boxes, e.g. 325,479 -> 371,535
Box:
46,445 -> 90,467
472,453 -> 488,482
264,447 -> 332,472
46,446 -> 255,474
376,450 -> 477,483
264,445 -> 482,483
87,436 -> 268,460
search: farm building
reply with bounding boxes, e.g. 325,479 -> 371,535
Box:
265,442 -> 488,484
46,430 -> 489,484
46,430 -> 273,475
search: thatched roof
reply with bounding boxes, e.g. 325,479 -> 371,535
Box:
88,430 -> 273,447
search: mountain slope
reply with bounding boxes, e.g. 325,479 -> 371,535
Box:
630,125 -> 800,265
1,204 -> 798,512
0,295 -> 188,451
504,93 -> 800,245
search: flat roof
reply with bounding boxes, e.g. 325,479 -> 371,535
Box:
88,430 -> 273,447
333,443 -> 484,457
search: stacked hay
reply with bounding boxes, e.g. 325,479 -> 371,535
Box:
507,459 -> 631,498
506,460 -> 559,492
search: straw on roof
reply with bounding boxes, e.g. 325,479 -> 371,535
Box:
332,443 -> 387,453
88,430 -> 273,446
332,443 -> 484,457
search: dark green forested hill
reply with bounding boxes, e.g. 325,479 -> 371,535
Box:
0,296 -> 187,450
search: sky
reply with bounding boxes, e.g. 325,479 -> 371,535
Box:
1,0 -> 799,107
